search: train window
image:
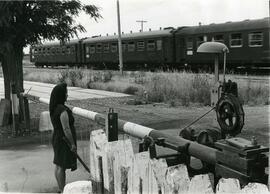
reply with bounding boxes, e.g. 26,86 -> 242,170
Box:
103,43 -> 110,53
187,38 -> 193,50
137,41 -> 145,51
156,40 -> 162,50
47,48 -> 50,55
89,45 -> 95,54
70,46 -> 75,54
249,32 -> 263,47
96,44 -> 102,53
230,33 -> 242,47
66,46 -> 71,54
111,43 -> 118,52
85,46 -> 89,53
197,36 -> 205,48
122,43 -> 126,52
213,35 -> 224,43
147,40 -> 155,51
50,47 -> 55,55
61,47 -> 66,54
128,42 -> 135,52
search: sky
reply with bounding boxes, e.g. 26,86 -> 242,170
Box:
77,0 -> 269,37
24,0 -> 269,53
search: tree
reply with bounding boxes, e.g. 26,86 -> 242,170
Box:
0,1 -> 101,133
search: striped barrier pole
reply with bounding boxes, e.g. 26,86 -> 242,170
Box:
22,93 -> 217,165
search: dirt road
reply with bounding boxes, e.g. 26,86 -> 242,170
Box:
0,141 -> 90,193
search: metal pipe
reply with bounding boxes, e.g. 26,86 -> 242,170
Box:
223,52 -> 227,84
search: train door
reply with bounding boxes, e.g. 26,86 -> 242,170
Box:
177,36 -> 188,66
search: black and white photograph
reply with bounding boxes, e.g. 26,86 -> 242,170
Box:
0,0 -> 269,193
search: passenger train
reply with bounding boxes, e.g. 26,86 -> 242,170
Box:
30,17 -> 270,71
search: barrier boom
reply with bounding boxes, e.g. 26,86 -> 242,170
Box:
22,93 -> 217,164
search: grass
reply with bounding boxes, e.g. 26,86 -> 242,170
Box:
1,67 -> 269,106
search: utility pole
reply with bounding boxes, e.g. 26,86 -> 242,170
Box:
136,20 -> 147,31
117,0 -> 123,75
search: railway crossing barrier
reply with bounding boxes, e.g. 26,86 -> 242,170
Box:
20,93 -> 269,193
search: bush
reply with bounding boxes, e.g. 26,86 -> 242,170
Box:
142,72 -> 211,106
238,79 -> 269,105
123,86 -> 139,95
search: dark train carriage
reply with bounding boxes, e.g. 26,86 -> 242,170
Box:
30,39 -> 82,67
175,17 -> 270,70
82,28 -> 175,70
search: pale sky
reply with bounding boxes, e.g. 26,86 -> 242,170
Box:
78,0 -> 269,38
24,0 -> 269,53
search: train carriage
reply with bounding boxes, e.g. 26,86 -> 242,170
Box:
30,39 -> 82,67
29,17 -> 269,72
82,28 -> 175,70
174,17 -> 270,70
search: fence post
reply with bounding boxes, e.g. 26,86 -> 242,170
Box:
10,82 -> 19,136
112,139 -> 133,194
23,96 -> 30,134
20,94 -> 30,134
89,129 -> 108,194
106,108 -> 118,142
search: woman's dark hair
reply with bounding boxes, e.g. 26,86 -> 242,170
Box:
49,83 -> 67,116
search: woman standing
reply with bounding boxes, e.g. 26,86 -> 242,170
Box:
49,83 -> 77,193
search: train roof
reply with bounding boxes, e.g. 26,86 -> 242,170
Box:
82,29 -> 174,43
175,17 -> 270,35
34,39 -> 80,47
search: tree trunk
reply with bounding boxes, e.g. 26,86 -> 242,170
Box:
2,44 -> 24,135
3,45 -> 24,98
2,55 -> 11,100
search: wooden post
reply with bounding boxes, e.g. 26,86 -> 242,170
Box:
216,178 -> 240,193
165,164 -> 190,193
128,152 -> 151,193
241,183 -> 269,193
10,82 -> 19,136
89,129 -> 108,194
113,139 -> 133,194
20,95 -> 30,134
188,174 -> 214,194
103,141 -> 118,194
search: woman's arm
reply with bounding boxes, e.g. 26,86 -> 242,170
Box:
60,111 -> 76,152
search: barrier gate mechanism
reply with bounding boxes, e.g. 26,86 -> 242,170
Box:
197,42 -> 244,137
137,42 -> 268,185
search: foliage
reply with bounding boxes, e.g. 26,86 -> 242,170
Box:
0,1 -> 101,51
18,68 -> 270,106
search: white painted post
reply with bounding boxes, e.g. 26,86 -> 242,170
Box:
89,129 -> 108,194
113,139 -> 134,194
241,183 -> 269,194
165,164 -> 190,194
148,158 -> 168,194
188,174 -> 214,194
216,178 -> 241,194
63,181 -> 92,194
127,151 -> 151,194
102,141 -> 118,193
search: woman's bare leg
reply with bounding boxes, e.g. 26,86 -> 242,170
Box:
54,165 -> 66,192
